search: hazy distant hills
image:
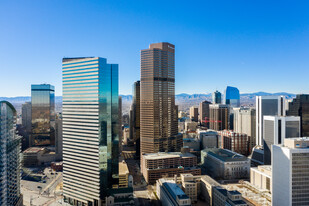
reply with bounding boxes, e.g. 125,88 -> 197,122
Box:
0,92 -> 297,114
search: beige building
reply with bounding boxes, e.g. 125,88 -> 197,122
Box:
200,175 -> 220,205
140,42 -> 181,155
185,121 -> 199,132
118,161 -> 129,188
141,152 -> 201,184
250,165 -> 272,192
190,106 -> 199,122
233,107 -> 256,143
157,174 -> 221,205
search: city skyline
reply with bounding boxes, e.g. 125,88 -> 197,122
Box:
1,1 -> 309,97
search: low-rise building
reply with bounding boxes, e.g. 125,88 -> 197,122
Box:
198,130 -> 219,149
250,165 -> 271,192
201,148 -> 250,181
141,152 -> 201,184
213,187 -> 247,206
105,187 -> 134,206
157,178 -> 191,206
185,121 -> 199,132
200,175 -> 220,206
119,161 -> 130,188
180,174 -> 199,204
183,138 -> 200,151
51,162 -> 63,172
248,146 -> 264,166
22,147 -> 57,167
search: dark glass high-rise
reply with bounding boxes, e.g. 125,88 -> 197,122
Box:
30,84 -> 55,147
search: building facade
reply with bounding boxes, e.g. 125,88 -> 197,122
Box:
287,94 -> 309,137
30,84 -> 55,147
141,152 -> 201,184
263,115 -> 300,165
201,148 -> 250,181
198,130 -> 219,149
250,165 -> 272,192
198,101 -> 211,127
140,42 -> 181,155
0,101 -> 23,206
272,138 -> 309,206
189,106 -> 198,122
22,102 -> 32,134
233,107 -> 256,143
130,81 -> 140,158
62,57 -> 119,205
218,130 -> 253,156
209,104 -> 229,131
256,96 -> 285,146
212,90 -> 222,104
156,178 -> 191,206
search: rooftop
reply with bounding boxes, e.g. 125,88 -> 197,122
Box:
201,175 -> 220,186
143,152 -> 195,160
202,148 -> 249,162
284,137 -> 309,148
23,147 -> 47,154
163,182 -> 190,201
119,161 -> 129,175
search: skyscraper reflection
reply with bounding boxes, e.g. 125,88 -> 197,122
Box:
30,84 -> 55,146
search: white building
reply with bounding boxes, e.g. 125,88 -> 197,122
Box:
62,57 -> 119,205
256,96 -> 285,146
272,138 -> 309,206
250,165 -> 272,192
263,115 -> 300,164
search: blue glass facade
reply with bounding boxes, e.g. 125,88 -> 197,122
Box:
62,57 -> 119,206
224,86 -> 240,107
31,84 -> 55,146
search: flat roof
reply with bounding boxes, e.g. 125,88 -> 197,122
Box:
163,182 -> 189,200
202,148 -> 249,162
119,161 -> 129,175
23,147 -> 46,154
143,152 -> 195,160
201,175 -> 220,186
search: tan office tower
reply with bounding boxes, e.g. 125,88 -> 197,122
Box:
209,104 -> 229,131
140,42 -> 181,155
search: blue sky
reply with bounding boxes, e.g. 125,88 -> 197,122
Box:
1,0 -> 309,96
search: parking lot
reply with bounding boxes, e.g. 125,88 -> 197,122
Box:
21,166 -> 63,206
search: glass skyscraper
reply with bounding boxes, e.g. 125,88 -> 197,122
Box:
0,101 -> 23,206
224,86 -> 240,107
30,84 -> 55,147
287,94 -> 309,137
62,57 -> 119,206
212,90 -> 222,104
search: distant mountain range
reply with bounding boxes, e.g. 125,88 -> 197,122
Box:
0,92 -> 296,103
